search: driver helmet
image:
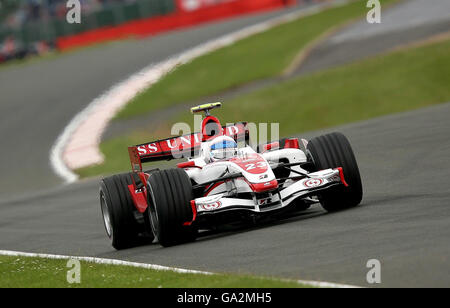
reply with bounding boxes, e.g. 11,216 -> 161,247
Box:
210,136 -> 238,161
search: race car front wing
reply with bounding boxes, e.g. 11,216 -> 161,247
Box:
191,168 -> 348,217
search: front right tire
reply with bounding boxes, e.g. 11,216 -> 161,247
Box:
307,132 -> 363,212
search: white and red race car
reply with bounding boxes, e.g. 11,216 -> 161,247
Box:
100,103 -> 363,249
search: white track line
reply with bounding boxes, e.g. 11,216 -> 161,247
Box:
50,0 -> 350,183
0,250 -> 361,288
296,279 -> 360,288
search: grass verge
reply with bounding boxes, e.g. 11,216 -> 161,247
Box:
0,255 -> 309,288
78,37 -> 450,178
115,0 -> 397,119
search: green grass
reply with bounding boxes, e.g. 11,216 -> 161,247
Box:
115,0 -> 397,119
182,38 -> 450,137
0,256 -> 309,288
78,38 -> 450,177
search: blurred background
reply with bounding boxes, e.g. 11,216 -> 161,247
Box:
0,0 -> 174,62
0,0 -> 314,63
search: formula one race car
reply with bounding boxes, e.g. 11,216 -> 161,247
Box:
100,103 -> 363,249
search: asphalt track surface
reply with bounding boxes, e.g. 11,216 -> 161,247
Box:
1,103 -> 449,287
1,0 -> 450,287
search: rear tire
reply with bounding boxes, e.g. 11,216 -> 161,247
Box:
100,173 -> 154,250
147,169 -> 197,247
307,132 -> 363,212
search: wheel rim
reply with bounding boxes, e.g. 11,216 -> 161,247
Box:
147,184 -> 160,239
100,193 -> 113,238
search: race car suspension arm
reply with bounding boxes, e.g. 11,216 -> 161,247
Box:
272,161 -> 314,178
276,175 -> 308,182
270,161 -> 314,172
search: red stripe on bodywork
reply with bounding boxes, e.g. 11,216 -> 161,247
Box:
284,138 -> 300,149
127,185 -> 148,213
247,179 -> 279,193
177,161 -> 202,169
183,200 -> 198,226
262,141 -> 280,153
337,167 -> 349,187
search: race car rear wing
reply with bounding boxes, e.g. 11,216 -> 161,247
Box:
128,122 -> 249,172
